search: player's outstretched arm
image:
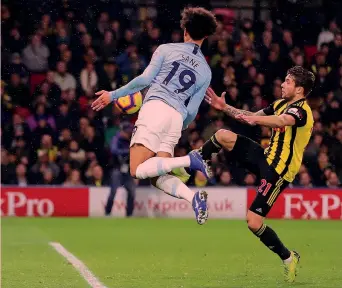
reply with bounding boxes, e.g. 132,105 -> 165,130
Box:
92,45 -> 165,111
236,106 -> 307,128
91,67 -> 159,111
235,114 -> 296,128
205,87 -> 265,121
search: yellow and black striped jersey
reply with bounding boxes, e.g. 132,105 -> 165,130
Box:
263,98 -> 314,182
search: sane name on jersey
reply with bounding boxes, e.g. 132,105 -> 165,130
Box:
180,54 -> 200,69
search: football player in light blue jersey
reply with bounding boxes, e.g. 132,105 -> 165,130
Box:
142,41 -> 212,128
92,7 -> 217,224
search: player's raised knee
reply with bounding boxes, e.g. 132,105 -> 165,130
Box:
215,129 -> 237,149
215,129 -> 226,143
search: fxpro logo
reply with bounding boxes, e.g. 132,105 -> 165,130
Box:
1,191 -> 54,217
284,193 -> 342,219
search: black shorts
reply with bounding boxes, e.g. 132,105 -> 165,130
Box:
232,135 -> 289,217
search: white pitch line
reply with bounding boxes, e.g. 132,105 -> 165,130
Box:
49,242 -> 107,288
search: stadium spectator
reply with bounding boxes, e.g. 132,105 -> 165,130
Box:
35,70 -> 61,108
68,140 -> 86,165
80,63 -> 98,97
30,150 -> 60,184
37,134 -> 59,163
22,34 -> 50,73
3,53 -> 29,82
330,129 -> 342,174
326,172 -> 341,188
41,168 -> 58,185
28,105 -> 56,147
116,44 -> 146,80
305,133 -> 324,159
54,61 -> 76,92
106,122 -> 136,216
40,14 -> 54,37
98,61 -> 122,92
7,27 -> 25,54
317,20 -> 340,50
86,164 -> 105,186
1,148 -> 16,184
110,20 -> 121,41
309,152 -> 333,186
96,12 -> 110,37
3,114 -> 31,150
13,136 -> 31,165
101,30 -> 117,61
193,171 -> 208,187
219,169 -> 234,186
63,169 -> 83,186
1,2 -> 342,188
244,173 -> 256,186
299,172 -> 313,188
117,29 -> 135,54
55,101 -> 75,131
11,163 -> 29,186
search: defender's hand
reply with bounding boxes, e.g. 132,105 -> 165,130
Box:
205,87 -> 226,111
91,90 -> 112,111
235,114 -> 257,126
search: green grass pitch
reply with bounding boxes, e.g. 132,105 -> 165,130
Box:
2,218 -> 342,288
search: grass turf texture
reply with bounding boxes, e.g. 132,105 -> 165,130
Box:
2,218 -> 342,288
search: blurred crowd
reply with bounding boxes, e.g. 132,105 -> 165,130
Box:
1,1 -> 342,188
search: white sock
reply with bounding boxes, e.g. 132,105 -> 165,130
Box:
283,256 -> 293,264
155,174 -> 194,203
135,156 -> 191,179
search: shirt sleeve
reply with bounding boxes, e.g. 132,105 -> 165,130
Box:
110,45 -> 165,101
285,106 -> 307,127
263,102 -> 275,115
182,77 -> 211,130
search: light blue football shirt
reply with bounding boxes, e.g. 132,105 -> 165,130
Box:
110,42 -> 211,129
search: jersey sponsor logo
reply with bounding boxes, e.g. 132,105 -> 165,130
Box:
273,127 -> 285,133
287,107 -> 302,119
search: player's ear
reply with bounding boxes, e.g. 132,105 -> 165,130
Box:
296,86 -> 304,95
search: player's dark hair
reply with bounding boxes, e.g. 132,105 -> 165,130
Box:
180,7 -> 217,40
287,66 -> 315,96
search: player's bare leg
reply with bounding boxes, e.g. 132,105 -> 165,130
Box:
149,151 -> 194,203
213,129 -> 237,151
193,129 -> 236,165
132,129 -> 236,181
130,145 -> 208,224
129,144 -> 156,178
199,131 -> 300,280
133,148 -> 215,180
247,209 -> 299,282
130,145 -> 192,201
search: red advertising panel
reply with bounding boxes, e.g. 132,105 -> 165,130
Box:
1,187 -> 89,217
248,188 -> 342,219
